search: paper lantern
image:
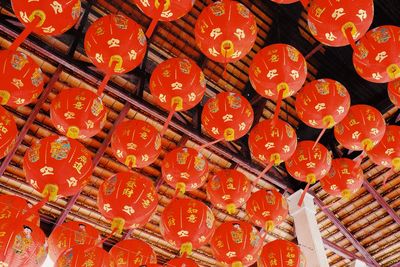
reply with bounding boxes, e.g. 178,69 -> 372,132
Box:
206,169 -> 251,214
334,105 -> 386,151
353,25 -> 400,83
307,0 -> 374,47
111,120 -> 162,168
320,158 -> 363,200
166,257 -> 199,267
195,1 -> 258,63
55,245 -> 114,267
388,79 -> 400,107
84,14 -> 147,75
0,50 -> 44,108
160,198 -> 215,255
246,189 -> 288,232
98,171 -> 158,234
48,221 -> 100,261
109,239 -> 157,267
0,105 -> 17,159
210,221 -> 263,267
50,88 -> 107,139
295,79 -> 351,129
23,135 -> 93,201
0,195 -> 40,225
202,92 -> 254,141
258,240 -> 306,267
12,0 -> 81,36
161,147 -> 209,194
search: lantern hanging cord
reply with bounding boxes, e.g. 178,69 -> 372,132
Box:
145,0 -> 166,38
297,182 -> 311,207
344,26 -> 358,51
272,89 -> 285,123
19,194 -> 51,222
97,73 -> 112,96
252,161 -> 274,188
196,137 -> 225,153
8,15 -> 41,52
312,128 -> 326,150
160,109 -> 175,137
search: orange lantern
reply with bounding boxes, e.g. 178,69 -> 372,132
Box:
0,50 -> 44,108
167,257 -> 199,267
320,158 -> 364,200
210,221 -> 263,267
206,169 -> 251,214
258,239 -> 306,267
98,171 -> 158,234
50,88 -> 107,139
161,147 -> 209,195
111,120 -> 162,169
353,25 -> 400,83
0,195 -> 40,225
109,239 -> 157,267
160,198 -> 215,255
388,79 -> 400,107
0,105 -> 17,159
56,245 -> 115,267
48,221 -> 100,261
195,1 -> 258,64
23,135 -> 93,201
246,189 -> 288,232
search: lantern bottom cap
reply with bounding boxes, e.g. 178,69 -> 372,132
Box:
232,261 -> 243,267
176,182 -> 186,195
111,217 -> 126,235
42,184 -> 59,202
265,220 -> 275,232
341,189 -> 352,201
392,157 -> 400,172
180,242 -> 193,256
226,203 -> 237,215
306,174 -> 317,184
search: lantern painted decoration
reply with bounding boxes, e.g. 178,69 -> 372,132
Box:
195,1 -> 258,63
0,50 -> 44,108
246,189 -> 288,232
388,79 -> 400,107
98,171 -> 158,234
0,195 -> 40,225
109,239 -> 157,267
111,120 -> 162,169
166,257 -> 199,267
206,169 -> 251,214
320,158 -> 364,200
295,79 -> 351,129
23,135 -> 93,201
48,221 -> 100,261
334,105 -> 386,151
56,245 -> 114,267
161,147 -> 209,194
202,92 -> 254,141
353,25 -> 400,83
0,105 -> 17,159
307,0 -> 374,47
258,240 -> 306,267
160,198 -> 215,255
210,221 -> 263,267
50,88 -> 107,139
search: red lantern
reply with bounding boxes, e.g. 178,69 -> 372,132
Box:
48,221 -> 100,261
12,0 -> 81,36
258,239 -> 306,267
166,257 -> 199,267
134,0 -> 194,22
307,0 -> 374,47
161,147 -> 209,194
56,245 -> 115,267
109,239 -> 157,267
97,171 -> 158,234
334,105 -> 386,151
160,198 -> 215,255
111,120 -> 162,168
195,1 -> 258,63
0,195 -> 40,225
246,189 -> 288,232
202,92 -> 254,142
206,169 -> 251,214
320,158 -> 364,199
50,88 -> 107,139
0,105 -> 17,159
84,14 -> 147,75
388,79 -> 400,107
210,221 -> 263,267
23,135 -> 93,201
0,50 -> 44,108
353,25 -> 400,83
295,79 -> 351,129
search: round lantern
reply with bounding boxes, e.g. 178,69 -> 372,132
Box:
0,195 -> 40,225
0,105 -> 17,159
109,239 -> 157,267
12,0 -> 81,36
334,104 -> 386,152
48,221 -> 100,261
246,189 -> 288,232
388,79 -> 400,107
258,240 -> 306,267
0,50 -> 44,108
56,245 -> 114,267
195,1 -> 258,64
307,0 -> 374,47
98,171 -> 158,234
353,25 -> 400,83
161,147 -> 209,194
320,158 -> 364,200
202,92 -> 254,142
160,198 -> 215,255
167,257 -> 199,267
111,119 -> 162,169
206,169 -> 251,214
210,221 -> 263,267
50,88 -> 107,139
23,135 -> 93,201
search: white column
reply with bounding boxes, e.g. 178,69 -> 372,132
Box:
350,260 -> 368,267
287,189 -> 330,267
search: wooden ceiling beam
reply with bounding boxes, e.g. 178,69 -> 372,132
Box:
322,238 -> 371,265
